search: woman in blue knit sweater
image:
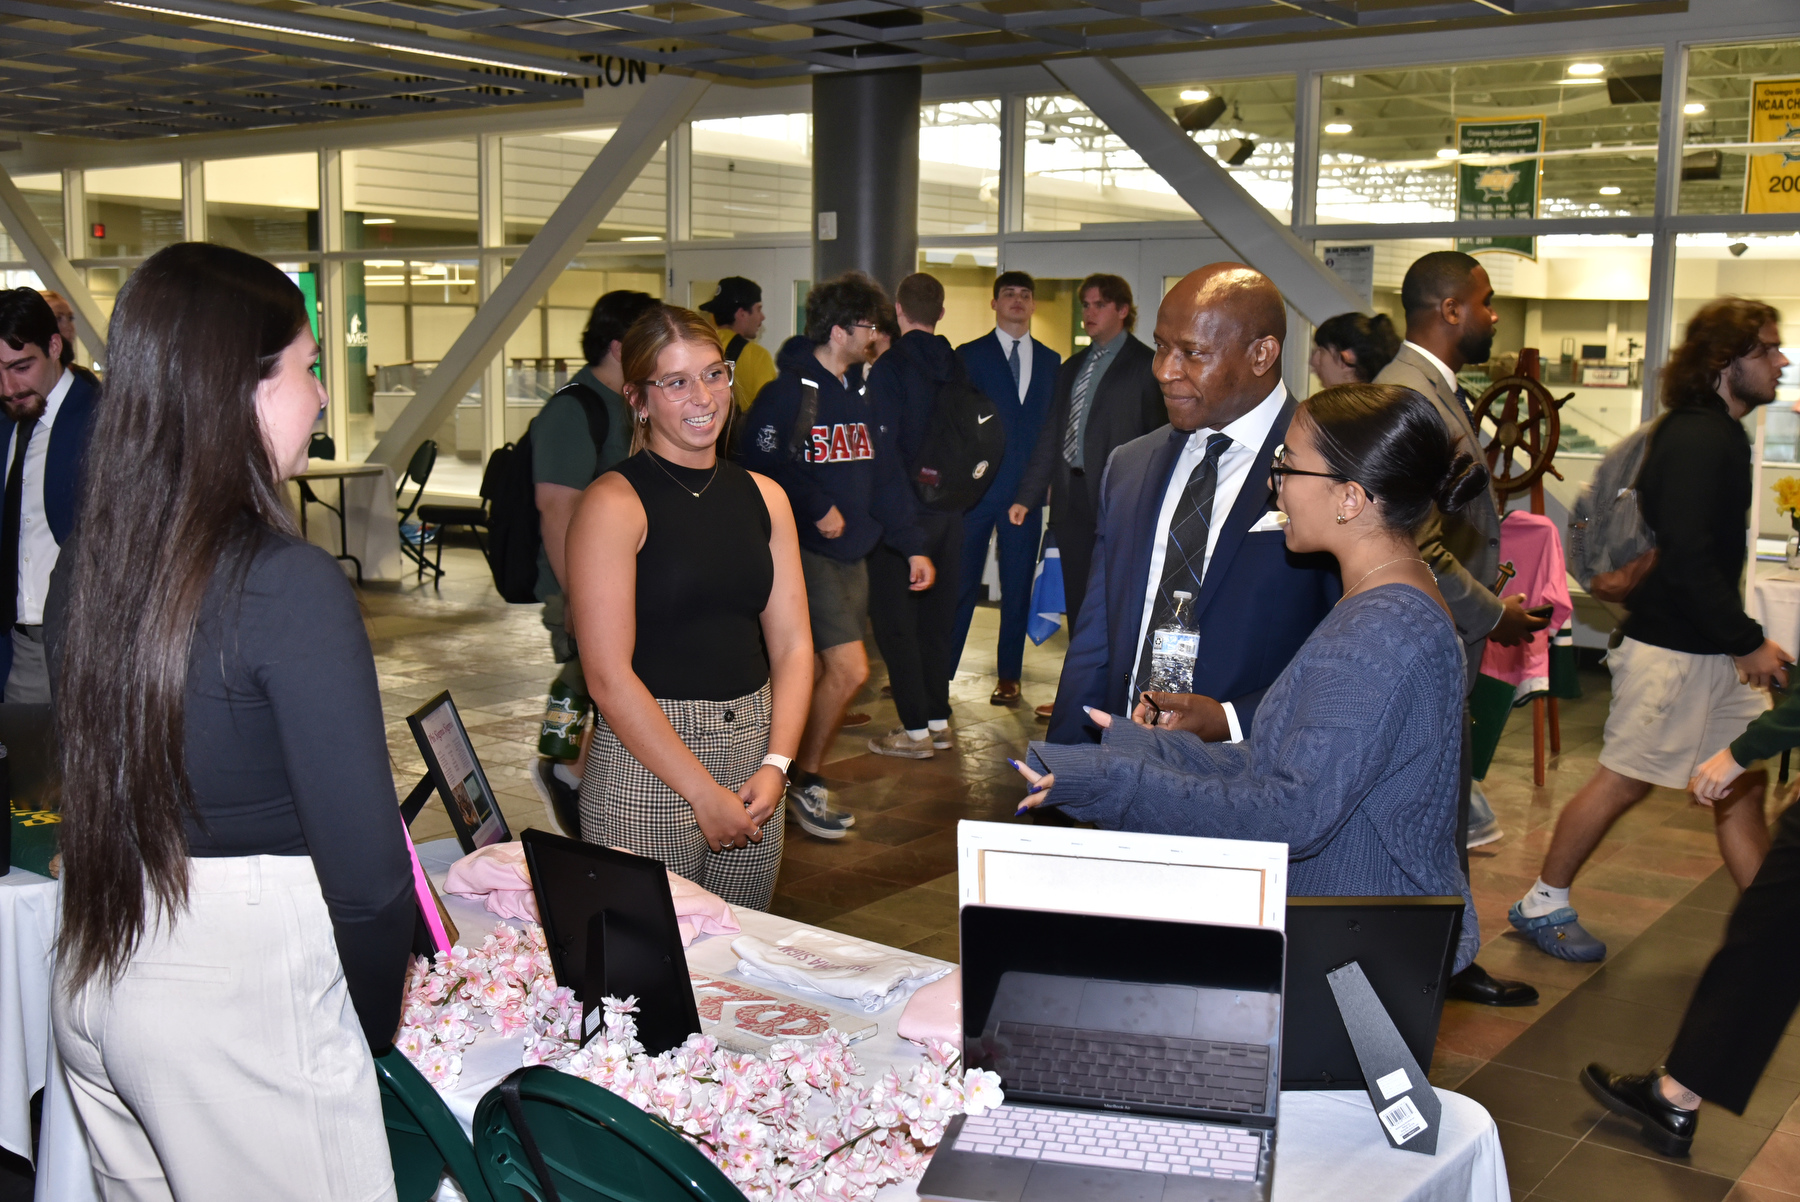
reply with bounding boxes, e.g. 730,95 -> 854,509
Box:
1018,384 -> 1486,969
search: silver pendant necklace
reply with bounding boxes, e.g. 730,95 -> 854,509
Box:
648,450 -> 719,499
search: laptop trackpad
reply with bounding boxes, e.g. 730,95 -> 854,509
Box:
1023,1162 -> 1164,1202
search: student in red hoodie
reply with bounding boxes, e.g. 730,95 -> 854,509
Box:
740,272 -> 935,840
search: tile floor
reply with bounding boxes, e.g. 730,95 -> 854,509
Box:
13,541 -> 1783,1200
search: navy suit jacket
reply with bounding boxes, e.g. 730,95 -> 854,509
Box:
1046,392 -> 1341,744
956,331 -> 1060,516
0,370 -> 98,682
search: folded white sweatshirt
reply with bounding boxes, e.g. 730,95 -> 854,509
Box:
731,929 -> 952,1013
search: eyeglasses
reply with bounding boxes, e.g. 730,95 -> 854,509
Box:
852,323 -> 881,333
1268,443 -> 1348,486
644,361 -> 735,401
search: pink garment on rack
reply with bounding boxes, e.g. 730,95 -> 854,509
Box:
1479,510 -> 1574,697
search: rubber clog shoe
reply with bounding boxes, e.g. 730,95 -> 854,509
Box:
1509,902 -> 1607,962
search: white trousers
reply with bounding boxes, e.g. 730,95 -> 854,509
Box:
53,855 -> 397,1202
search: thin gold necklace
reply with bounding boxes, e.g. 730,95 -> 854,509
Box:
1341,556 -> 1427,601
646,449 -> 719,499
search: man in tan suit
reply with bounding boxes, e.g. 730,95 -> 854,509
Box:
1376,250 -> 1548,1007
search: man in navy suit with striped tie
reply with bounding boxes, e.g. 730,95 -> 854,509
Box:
952,272 -> 1061,707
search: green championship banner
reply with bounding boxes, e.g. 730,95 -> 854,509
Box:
1455,117 -> 1542,261
1747,77 -> 1800,215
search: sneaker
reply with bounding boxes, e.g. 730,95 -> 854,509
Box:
529,757 -> 581,837
786,780 -> 854,839
1509,902 -> 1607,962
868,728 -> 934,759
1466,818 -> 1505,848
929,726 -> 954,750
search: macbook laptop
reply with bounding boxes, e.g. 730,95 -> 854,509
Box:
918,904 -> 1284,1202
1280,896 -> 1463,1090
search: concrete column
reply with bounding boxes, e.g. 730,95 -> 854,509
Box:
812,67 -> 920,294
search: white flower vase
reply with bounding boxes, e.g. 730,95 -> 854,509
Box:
1788,525 -> 1800,572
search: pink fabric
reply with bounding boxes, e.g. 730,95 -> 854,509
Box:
442,842 -> 741,946
1480,511 -> 1574,692
406,820 -> 453,955
898,969 -> 962,1047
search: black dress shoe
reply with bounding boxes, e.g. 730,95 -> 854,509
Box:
1447,962 -> 1539,1006
1581,1064 -> 1697,1157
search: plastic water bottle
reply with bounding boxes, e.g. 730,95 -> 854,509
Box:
1147,591 -> 1200,695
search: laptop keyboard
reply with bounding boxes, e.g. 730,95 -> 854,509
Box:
996,1021 -> 1271,1113
955,1103 -> 1263,1181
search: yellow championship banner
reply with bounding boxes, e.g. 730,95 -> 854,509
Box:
1747,76 -> 1800,214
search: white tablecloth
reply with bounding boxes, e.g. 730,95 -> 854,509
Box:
0,869 -> 101,1202
1749,569 -> 1800,660
295,460 -> 404,583
417,841 -> 1508,1202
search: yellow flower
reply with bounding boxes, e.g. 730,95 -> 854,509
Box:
1775,477 -> 1800,517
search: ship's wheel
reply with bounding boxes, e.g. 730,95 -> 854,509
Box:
1467,374 -> 1571,498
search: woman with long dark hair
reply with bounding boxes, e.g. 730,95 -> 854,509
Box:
565,304 -> 811,910
1016,384 -> 1482,969
52,243 -> 411,1198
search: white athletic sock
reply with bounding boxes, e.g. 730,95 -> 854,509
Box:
1518,878 -> 1571,919
906,728 -> 929,741
927,719 -> 949,731
552,762 -> 581,788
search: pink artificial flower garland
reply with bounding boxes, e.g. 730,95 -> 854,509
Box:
396,923 -> 1004,1202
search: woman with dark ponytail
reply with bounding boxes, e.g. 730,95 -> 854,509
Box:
1311,311 -> 1402,385
1016,384 -> 1480,969
52,243 -> 410,1197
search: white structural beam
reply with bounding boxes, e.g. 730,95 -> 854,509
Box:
1046,55 -> 1363,326
0,163 -> 107,355
367,72 -> 709,468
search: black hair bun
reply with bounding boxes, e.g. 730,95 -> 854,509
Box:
1436,452 -> 1490,514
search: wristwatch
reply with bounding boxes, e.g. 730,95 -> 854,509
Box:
761,752 -> 793,782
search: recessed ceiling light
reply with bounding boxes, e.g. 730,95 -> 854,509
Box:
1180,89 -> 1210,101
621,235 -> 660,242
1324,122 -> 1352,134
1599,185 -> 1622,195
1567,62 -> 1604,76
1437,148 -> 1460,159
362,217 -> 396,225
1684,102 -> 1707,115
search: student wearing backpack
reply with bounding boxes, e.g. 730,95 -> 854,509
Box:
739,272 -> 935,836
864,273 -> 965,759
1009,274 -> 1164,677
1510,298 -> 1792,964
528,289 -> 661,831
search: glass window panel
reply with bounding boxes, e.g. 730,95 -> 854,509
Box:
502,129 -> 665,244
1680,40 -> 1800,217
345,141 -> 478,248
0,174 -> 62,259
1309,236 -> 1654,457
1317,51 -> 1662,225
204,153 -> 319,255
690,113 -> 811,238
920,101 -> 1000,236
84,164 -> 181,258
500,258 -> 664,439
917,248 -> 997,346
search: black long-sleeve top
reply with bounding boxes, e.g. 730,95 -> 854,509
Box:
1621,402 -> 1763,658
180,531 -> 414,1049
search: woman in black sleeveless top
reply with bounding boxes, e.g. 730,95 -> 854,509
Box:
565,305 -> 811,908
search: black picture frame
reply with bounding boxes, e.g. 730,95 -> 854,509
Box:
406,691 -> 511,854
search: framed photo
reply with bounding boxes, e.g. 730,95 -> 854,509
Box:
406,691 -> 511,854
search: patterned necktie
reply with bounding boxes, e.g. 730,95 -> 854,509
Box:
1,417 -> 37,632
1454,383 -> 1475,424
1006,336 -> 1022,397
1063,347 -> 1106,466
1135,431 -> 1232,694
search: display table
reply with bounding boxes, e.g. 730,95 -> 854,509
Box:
415,841 -> 1509,1202
1749,567 -> 1800,659
294,459 -> 403,584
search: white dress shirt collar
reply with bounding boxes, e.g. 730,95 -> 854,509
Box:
11,367 -> 74,628
993,326 -> 1032,402
1403,340 -> 1460,397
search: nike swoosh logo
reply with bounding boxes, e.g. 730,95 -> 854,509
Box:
978,414 -> 994,424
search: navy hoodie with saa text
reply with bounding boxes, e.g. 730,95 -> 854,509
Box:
739,335 -> 925,563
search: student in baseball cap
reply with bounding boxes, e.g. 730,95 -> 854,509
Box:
702,276 -> 778,412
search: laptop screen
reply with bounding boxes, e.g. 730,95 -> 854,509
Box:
960,905 -> 1285,1126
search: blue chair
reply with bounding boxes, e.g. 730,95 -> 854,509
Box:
473,1066 -> 744,1201
374,1046 -> 496,1202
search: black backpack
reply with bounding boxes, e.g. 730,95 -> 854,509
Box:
910,365 -> 1006,513
485,380 -> 610,604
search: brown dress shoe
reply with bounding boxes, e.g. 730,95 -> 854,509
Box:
1034,702 -> 1055,720
990,679 -> 1022,706
841,711 -> 872,728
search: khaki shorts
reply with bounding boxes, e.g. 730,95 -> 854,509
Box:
800,547 -> 869,652
1599,636 -> 1770,789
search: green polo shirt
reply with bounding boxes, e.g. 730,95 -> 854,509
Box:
533,366 -> 630,601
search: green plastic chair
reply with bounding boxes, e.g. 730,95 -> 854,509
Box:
374,1046 -> 497,1202
472,1066 -> 746,1201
